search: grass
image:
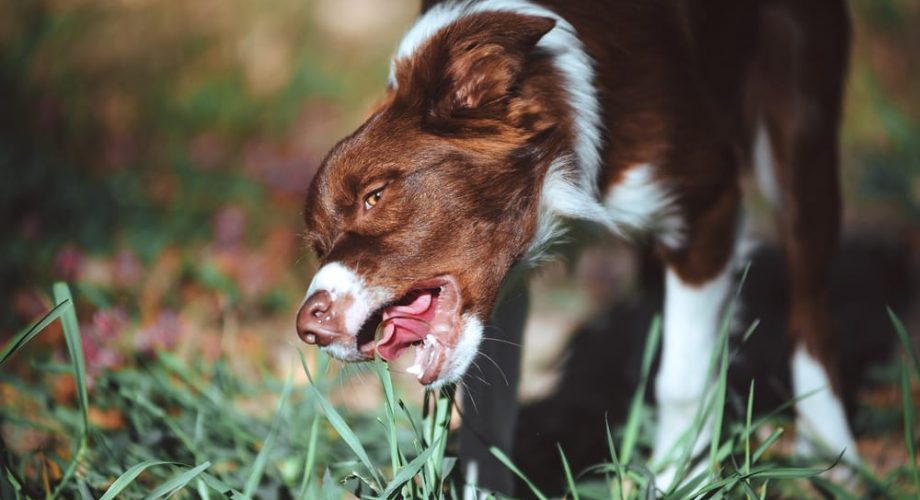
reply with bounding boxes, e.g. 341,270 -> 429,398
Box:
1,283 -> 919,498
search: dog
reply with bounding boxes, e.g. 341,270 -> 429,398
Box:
296,0 -> 856,494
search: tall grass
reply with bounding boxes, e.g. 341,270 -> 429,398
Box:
1,283 -> 918,498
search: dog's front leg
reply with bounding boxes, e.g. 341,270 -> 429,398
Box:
652,179 -> 740,490
457,279 -> 528,498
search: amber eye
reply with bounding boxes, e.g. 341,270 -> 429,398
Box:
363,188 -> 383,210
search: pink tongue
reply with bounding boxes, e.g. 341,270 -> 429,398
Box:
376,292 -> 435,361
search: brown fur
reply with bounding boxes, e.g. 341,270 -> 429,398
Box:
303,0 -> 850,388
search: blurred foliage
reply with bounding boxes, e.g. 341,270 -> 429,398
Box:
0,0 -> 414,334
0,0 -> 916,334
845,0 -> 920,220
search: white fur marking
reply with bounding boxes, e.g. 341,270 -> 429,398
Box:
305,262 -> 383,335
792,345 -> 860,464
463,460 -> 479,500
432,313 -> 484,388
527,157 -> 613,261
604,163 -> 684,247
753,118 -> 782,207
654,264 -> 733,480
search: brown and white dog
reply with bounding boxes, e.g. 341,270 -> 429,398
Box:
297,0 -> 856,493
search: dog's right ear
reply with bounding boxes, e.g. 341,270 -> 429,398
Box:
393,11 -> 555,121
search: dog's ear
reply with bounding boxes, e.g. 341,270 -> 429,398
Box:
394,12 -> 555,120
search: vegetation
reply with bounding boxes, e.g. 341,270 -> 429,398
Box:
2,282 -> 919,498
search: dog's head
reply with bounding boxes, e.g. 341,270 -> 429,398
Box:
296,12 -> 562,387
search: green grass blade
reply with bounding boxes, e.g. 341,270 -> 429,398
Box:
809,476 -> 859,500
752,427 -> 783,463
901,358 -> 920,494
399,400 -> 424,449
372,357 -> 401,474
423,387 -> 453,493
889,307 -> 919,380
490,446 -> 547,500
557,444 -> 580,500
380,437 -> 442,499
244,374 -> 294,498
299,414 -> 321,499
99,461 -> 176,500
745,464 -> 830,480
49,283 -> 90,500
708,319 -> 731,478
741,319 -> 760,344
298,349 -> 383,489
0,301 -> 69,367
199,472 -> 243,496
604,416 -> 626,500
621,315 -> 662,464
744,380 -> 754,476
321,468 -> 342,499
666,469 -> 710,499
143,461 -> 211,500
53,283 -> 89,432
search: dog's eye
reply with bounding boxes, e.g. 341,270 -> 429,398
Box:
363,188 -> 383,210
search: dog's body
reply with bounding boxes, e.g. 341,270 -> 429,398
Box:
298,0 -> 854,494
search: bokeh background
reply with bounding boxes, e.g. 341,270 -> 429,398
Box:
0,0 -> 918,494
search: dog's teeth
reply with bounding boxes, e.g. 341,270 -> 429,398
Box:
406,363 -> 423,376
425,334 -> 438,345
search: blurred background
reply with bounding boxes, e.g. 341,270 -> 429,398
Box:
0,0 -> 917,494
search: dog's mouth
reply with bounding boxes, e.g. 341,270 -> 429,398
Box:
357,275 -> 463,385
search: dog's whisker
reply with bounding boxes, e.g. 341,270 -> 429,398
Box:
478,336 -> 522,348
457,379 -> 479,416
474,350 -> 510,387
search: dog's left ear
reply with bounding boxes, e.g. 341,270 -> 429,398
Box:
394,12 -> 555,119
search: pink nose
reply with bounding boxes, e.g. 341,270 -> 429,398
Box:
296,290 -> 346,347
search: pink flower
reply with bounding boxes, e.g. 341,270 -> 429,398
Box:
79,307 -> 128,390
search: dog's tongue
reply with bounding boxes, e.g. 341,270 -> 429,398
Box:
376,292 -> 435,361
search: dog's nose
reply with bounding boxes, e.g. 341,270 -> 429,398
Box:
297,290 -> 344,347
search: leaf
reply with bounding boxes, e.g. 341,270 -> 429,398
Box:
50,284 -> 90,500
244,374 -> 294,498
143,461 -> 211,500
621,315 -> 661,464
373,358 -> 401,474
752,428 -> 784,463
380,438 -> 442,499
489,446 -> 547,500
99,461 -> 176,500
901,358 -> 920,494
0,301 -> 69,367
299,415 -> 322,499
889,307 -> 919,380
557,444 -> 580,500
299,349 -> 383,489
321,468 -> 342,500
199,472 -> 243,496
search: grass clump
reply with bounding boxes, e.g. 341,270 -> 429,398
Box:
2,283 -> 919,498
